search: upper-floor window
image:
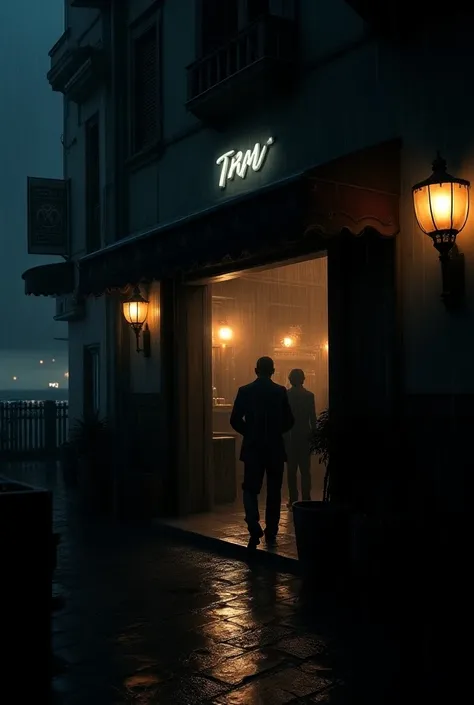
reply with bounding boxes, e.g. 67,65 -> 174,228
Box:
85,114 -> 101,253
131,24 -> 160,154
200,0 -> 271,55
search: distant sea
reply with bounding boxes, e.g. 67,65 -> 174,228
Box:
0,389 -> 68,402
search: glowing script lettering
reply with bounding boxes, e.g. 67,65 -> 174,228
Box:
216,137 -> 274,189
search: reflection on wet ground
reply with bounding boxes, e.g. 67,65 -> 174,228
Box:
5,461 -> 405,704
160,502 -> 299,561
160,459 -> 326,563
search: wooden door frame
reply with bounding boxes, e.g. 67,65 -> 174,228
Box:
161,277 -> 213,517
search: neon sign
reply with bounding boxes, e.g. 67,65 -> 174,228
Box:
216,137 -> 274,189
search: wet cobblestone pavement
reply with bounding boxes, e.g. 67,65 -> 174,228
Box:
4,462 -> 404,704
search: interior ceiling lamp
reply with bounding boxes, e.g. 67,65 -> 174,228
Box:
412,153 -> 470,304
281,325 -> 302,348
122,285 -> 151,356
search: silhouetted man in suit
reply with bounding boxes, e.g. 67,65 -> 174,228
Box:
230,356 -> 294,549
285,369 -> 317,506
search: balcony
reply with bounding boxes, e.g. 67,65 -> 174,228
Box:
186,14 -> 297,125
47,30 -> 105,104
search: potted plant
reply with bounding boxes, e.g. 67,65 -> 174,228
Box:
292,409 -> 353,589
69,414 -> 115,515
116,434 -> 159,524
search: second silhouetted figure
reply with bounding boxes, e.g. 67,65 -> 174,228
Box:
285,368 -> 317,506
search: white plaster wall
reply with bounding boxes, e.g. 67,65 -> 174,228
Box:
63,0 -> 474,417
60,9 -> 109,422
65,2 -> 101,40
141,1 -> 474,394
68,295 -> 109,424
144,1 -> 395,224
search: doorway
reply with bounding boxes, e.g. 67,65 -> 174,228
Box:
210,256 -> 329,509
162,231 -> 396,552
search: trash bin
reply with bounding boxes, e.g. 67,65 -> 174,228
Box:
0,477 -> 53,696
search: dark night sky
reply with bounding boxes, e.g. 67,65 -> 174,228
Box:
0,1 -> 67,355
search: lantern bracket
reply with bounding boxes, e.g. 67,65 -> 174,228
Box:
439,245 -> 465,310
132,322 -> 151,356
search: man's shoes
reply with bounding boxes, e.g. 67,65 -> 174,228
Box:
247,525 -> 264,550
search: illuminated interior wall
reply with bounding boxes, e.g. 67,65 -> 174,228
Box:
210,256 -> 328,501
212,257 -> 328,432
211,256 -> 328,423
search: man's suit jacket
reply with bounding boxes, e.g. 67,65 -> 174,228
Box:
230,377 -> 294,463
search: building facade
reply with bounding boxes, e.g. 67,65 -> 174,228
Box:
23,0 -> 473,518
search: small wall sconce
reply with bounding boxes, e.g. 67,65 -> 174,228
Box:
412,153 -> 470,306
122,285 -> 151,356
281,325 -> 302,348
217,322 -> 233,343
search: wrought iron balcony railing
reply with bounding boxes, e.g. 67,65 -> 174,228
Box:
186,14 -> 297,124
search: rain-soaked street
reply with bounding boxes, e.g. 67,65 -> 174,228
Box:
5,462 -> 404,704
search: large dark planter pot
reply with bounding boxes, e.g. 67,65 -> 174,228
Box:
117,472 -> 158,523
292,500 -> 352,588
78,456 -> 114,516
59,443 -> 78,488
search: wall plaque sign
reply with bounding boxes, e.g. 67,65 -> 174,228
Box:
27,176 -> 69,255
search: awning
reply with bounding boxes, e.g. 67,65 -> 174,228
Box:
22,261 -> 75,296
79,139 -> 400,296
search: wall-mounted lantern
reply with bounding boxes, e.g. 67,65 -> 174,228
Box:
122,285 -> 151,356
412,153 -> 470,306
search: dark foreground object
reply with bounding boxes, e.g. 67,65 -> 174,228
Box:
293,500 -> 351,587
0,477 -> 52,695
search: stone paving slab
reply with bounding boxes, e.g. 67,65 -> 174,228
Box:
155,502 -> 300,575
4,461 -> 405,704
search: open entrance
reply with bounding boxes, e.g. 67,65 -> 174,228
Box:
163,228 -> 396,557
164,255 -> 329,558
211,256 -> 328,511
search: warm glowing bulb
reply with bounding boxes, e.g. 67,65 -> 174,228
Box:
123,299 -> 149,328
40,360 -> 44,364
282,336 -> 294,348
12,376 -> 17,381
412,156 -> 470,237
218,325 -> 233,342
323,342 -> 329,352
